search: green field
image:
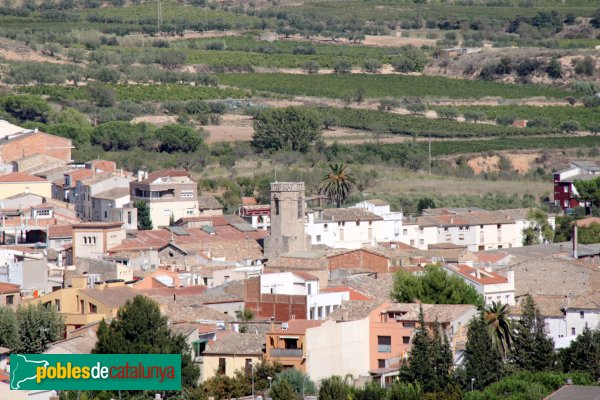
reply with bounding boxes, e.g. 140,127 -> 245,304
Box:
432,105 -> 600,130
218,73 -> 572,99
313,107 -> 561,138
19,84 -> 263,102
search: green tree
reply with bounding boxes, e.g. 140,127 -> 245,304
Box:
559,324 -> 600,379
274,369 -> 316,397
417,197 -> 435,213
202,374 -> 247,400
522,208 -> 554,245
156,124 -> 202,153
86,83 -> 116,107
464,316 -> 504,390
319,163 -> 356,208
573,176 -> 600,207
352,381 -> 387,400
16,303 -> 64,353
387,381 -> 422,400
94,295 -> 199,389
270,378 -> 297,400
319,376 -> 349,400
1,95 -> 53,123
547,56 -> 562,79
578,222 -> 600,244
392,265 -> 483,306
234,309 -> 254,333
252,107 -> 322,153
0,307 -> 20,351
362,59 -> 382,73
510,295 -> 555,372
483,301 -> 513,358
333,59 -> 352,74
400,306 -> 437,392
302,61 -> 319,74
134,201 -> 153,230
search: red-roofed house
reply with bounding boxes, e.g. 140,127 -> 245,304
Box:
443,264 -> 515,305
320,286 -> 372,301
266,319 -> 324,372
0,172 -> 51,199
0,282 -> 21,309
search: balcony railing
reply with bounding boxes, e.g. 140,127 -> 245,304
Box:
270,348 -> 303,358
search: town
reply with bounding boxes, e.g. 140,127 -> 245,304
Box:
0,119 -> 599,400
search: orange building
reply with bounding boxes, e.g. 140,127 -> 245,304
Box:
265,319 -> 324,372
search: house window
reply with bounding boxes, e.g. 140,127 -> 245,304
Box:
403,229 -> 407,235
127,212 -> 132,224
563,186 -> 568,193
419,239 -> 424,245
480,225 -> 484,229
89,303 -> 98,314
324,224 -> 328,232
378,359 -> 385,368
316,235 -> 321,242
459,234 -> 464,240
274,197 -> 279,216
410,239 -> 415,246
497,224 -> 501,230
403,322 -> 415,328
55,299 -> 61,312
37,209 -> 50,216
6,295 -> 14,305
104,211 -> 108,218
297,196 -> 303,219
368,228 -> 373,240
218,358 -> 226,375
245,359 -> 252,376
580,311 -> 584,319
571,327 -> 576,335
186,208 -> 195,215
377,336 -> 391,353
402,336 -> 410,344
339,229 -> 344,241
356,221 -> 360,226
181,190 -> 194,198
563,200 -> 568,207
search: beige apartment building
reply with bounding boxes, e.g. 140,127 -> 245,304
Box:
0,172 -> 51,199
130,169 -> 199,229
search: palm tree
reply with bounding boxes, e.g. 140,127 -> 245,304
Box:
319,163 -> 357,208
483,301 -> 512,358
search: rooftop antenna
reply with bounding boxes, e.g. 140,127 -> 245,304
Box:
157,0 -> 163,34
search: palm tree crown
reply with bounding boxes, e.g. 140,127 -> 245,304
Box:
483,301 -> 512,358
319,163 -> 357,208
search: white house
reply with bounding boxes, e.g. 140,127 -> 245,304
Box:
91,187 -> 137,230
352,199 -> 404,242
260,272 -> 350,320
497,208 -> 556,247
443,264 -> 515,305
400,220 -> 439,250
305,208 -> 383,249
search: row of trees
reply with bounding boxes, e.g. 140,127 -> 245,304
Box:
0,303 -> 64,354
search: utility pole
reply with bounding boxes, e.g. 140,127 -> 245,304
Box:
157,0 -> 163,34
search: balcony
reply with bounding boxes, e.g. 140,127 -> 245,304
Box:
270,348 -> 303,358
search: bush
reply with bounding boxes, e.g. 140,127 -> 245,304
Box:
496,115 -> 516,126
333,59 -> 352,74
574,56 -> 595,76
464,110 -> 487,123
406,102 -> 427,115
436,107 -> 458,120
362,59 -> 382,73
156,124 -> 203,153
302,61 -> 319,74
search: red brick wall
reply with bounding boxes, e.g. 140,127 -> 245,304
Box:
244,277 -> 307,321
328,250 -> 391,273
0,132 -> 72,163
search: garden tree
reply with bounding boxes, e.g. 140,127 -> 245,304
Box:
574,56 -> 595,76
16,303 -> 64,353
318,376 -> 350,400
0,307 -> 20,351
67,48 -> 86,63
522,208 -> 554,245
510,295 -> 555,371
400,307 -> 452,392
362,59 -> 382,73
134,201 -> 153,230
274,369 -> 316,396
417,197 -> 435,213
270,378 -> 296,400
155,50 -> 188,69
46,124 -> 92,146
464,316 -> 504,390
92,121 -> 150,151
156,124 -> 203,153
53,108 -> 91,126
352,381 -> 387,400
573,176 -> 600,207
7,63 -> 66,85
387,382 -> 422,400
484,301 -> 513,358
559,324 -> 600,379
378,97 -> 400,112
561,120 -> 581,133
94,295 -> 199,388
436,107 -> 458,120
391,265 -> 483,306
319,163 -> 356,208
405,102 -> 427,115
234,308 -> 254,333
202,374 -> 247,400
251,361 -> 284,393
547,56 -> 562,79
1,95 -> 53,123
252,107 -> 321,153
322,113 -> 339,130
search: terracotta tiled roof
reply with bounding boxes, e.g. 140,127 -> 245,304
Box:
242,197 -> 257,206
270,319 -> 324,335
0,172 -> 47,182
204,333 -> 264,355
321,286 -> 372,301
48,224 -> 73,238
473,251 -> 510,264
93,187 -> 130,200
321,208 -> 383,222
329,300 -> 383,321
81,286 -> 137,309
381,302 -> 476,323
135,286 -> 207,297
444,264 -> 508,285
198,195 -> 223,210
337,273 -> 395,302
417,211 -> 514,227
141,169 -> 190,184
0,282 -> 20,294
